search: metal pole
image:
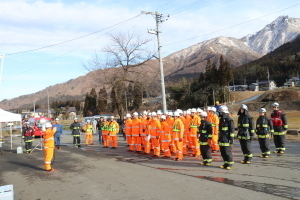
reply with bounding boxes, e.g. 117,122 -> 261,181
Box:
10,125 -> 12,150
141,11 -> 167,113
156,13 -> 167,114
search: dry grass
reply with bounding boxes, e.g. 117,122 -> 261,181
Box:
230,91 -> 265,103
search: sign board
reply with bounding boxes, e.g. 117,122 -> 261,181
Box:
0,185 -> 14,200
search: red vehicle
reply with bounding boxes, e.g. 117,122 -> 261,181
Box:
28,117 -> 52,136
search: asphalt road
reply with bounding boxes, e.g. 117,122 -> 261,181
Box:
0,132 -> 299,200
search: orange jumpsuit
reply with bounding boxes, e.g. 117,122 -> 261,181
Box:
143,118 -> 152,154
184,115 -> 191,154
124,119 -> 133,151
102,121 -> 110,147
166,117 -> 175,153
190,115 -> 201,156
83,124 -> 94,145
160,121 -> 171,157
172,118 -> 185,160
108,121 -> 119,148
207,112 -> 220,151
150,118 -> 161,156
43,128 -> 56,171
131,118 -> 141,152
139,117 -> 148,149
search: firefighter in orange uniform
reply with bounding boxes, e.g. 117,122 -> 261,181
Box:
101,118 -> 110,148
131,112 -> 142,153
124,114 -> 133,152
108,117 -> 119,149
150,112 -> 161,157
172,112 -> 185,161
139,111 -> 148,152
208,107 -> 220,153
160,115 -> 171,158
43,122 -> 57,172
190,108 -> 201,157
166,112 -> 175,153
83,120 -> 94,146
143,112 -> 152,155
183,110 -> 191,154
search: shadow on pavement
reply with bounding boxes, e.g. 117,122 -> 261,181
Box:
8,161 -> 44,171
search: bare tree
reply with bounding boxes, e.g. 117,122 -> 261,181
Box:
84,32 -> 160,118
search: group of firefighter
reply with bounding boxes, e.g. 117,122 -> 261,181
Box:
98,101 -> 287,170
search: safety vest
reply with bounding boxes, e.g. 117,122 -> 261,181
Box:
84,124 -> 94,133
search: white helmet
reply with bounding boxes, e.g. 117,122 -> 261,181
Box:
183,111 -> 187,114
186,110 -> 191,115
45,122 -> 52,128
133,112 -> 138,116
207,107 -> 212,111
87,120 -> 91,123
167,112 -> 173,116
177,109 -> 183,114
55,118 -> 59,121
272,102 -> 279,108
191,108 -> 197,113
219,105 -> 229,113
161,115 -> 166,120
126,113 -> 131,118
258,108 -> 267,113
157,110 -> 163,115
110,116 -> 114,119
240,104 -> 248,111
197,108 -> 203,113
151,112 -> 157,116
201,112 -> 208,117
143,111 -> 148,115
74,117 -> 78,120
24,122 -> 30,125
211,107 -> 217,112
173,112 -> 180,117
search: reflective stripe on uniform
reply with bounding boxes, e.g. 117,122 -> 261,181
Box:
273,132 -> 285,135
258,134 -> 269,138
219,142 -> 230,146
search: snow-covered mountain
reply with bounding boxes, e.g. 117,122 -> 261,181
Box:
163,36 -> 262,80
241,16 -> 300,55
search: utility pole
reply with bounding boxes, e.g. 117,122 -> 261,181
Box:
142,11 -> 168,114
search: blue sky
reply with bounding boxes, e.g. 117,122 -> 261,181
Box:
0,0 -> 299,100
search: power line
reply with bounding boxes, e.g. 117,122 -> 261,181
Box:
5,14 -> 141,56
4,15 -> 141,80
170,0 -> 224,18
164,2 -> 300,46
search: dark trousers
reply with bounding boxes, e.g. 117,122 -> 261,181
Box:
239,139 -> 252,161
258,138 -> 270,154
273,135 -> 285,151
220,146 -> 233,167
24,136 -> 33,152
98,130 -> 103,143
200,145 -> 212,162
73,135 -> 81,146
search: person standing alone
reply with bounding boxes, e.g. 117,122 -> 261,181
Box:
43,122 -> 57,172
70,117 -> 81,148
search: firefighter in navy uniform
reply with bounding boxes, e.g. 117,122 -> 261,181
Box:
218,105 -> 235,170
198,112 -> 213,166
237,104 -> 255,164
256,108 -> 274,158
22,122 -> 35,153
70,117 -> 81,148
270,102 -> 288,153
